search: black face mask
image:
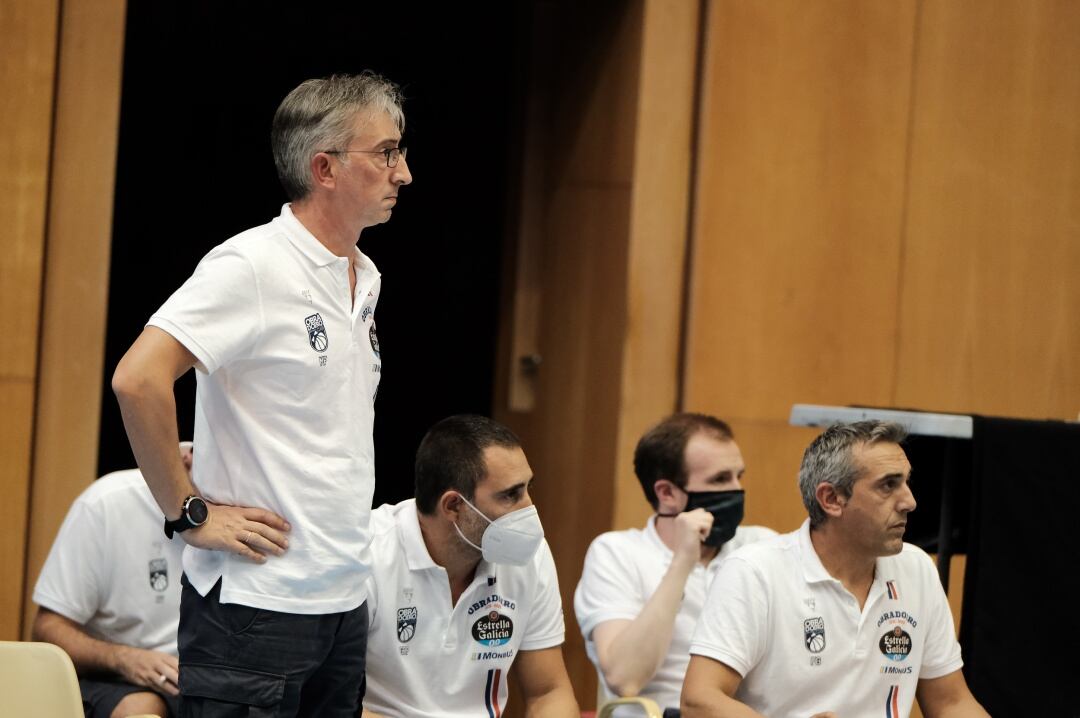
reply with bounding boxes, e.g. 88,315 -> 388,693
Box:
659,489 -> 745,547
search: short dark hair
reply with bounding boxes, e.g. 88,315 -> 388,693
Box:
414,415 -> 522,515
798,420 -> 908,527
633,413 -> 735,509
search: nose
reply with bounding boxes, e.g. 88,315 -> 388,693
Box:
897,481 -> 917,513
392,155 -> 412,186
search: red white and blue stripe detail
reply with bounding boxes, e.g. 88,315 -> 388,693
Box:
886,580 -> 900,600
484,668 -> 503,718
885,684 -> 901,717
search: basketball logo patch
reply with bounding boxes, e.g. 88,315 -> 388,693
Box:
149,558 -> 168,592
305,313 -> 328,352
397,607 -> 417,643
803,616 -> 826,653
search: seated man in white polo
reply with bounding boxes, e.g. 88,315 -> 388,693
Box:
574,413 -> 776,716
681,420 -> 989,718
32,442 -> 192,718
361,415 -> 579,717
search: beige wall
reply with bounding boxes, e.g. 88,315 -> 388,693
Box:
686,0 -> 1080,535
0,0 -> 61,642
0,0 -> 125,640
495,0 -> 700,709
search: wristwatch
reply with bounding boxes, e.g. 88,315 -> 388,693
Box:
164,495 -> 209,539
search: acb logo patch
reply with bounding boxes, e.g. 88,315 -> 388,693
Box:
305,313 -> 328,352
397,607 -> 417,643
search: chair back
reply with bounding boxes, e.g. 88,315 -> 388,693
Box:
0,640 -> 84,716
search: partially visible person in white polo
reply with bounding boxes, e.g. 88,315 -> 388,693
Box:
681,420 -> 989,718
574,413 -> 776,716
32,442 -> 193,718
361,415 -> 579,718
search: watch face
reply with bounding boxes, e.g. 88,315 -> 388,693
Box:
187,497 -> 209,525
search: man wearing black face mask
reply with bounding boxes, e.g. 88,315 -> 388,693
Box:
574,413 -> 777,716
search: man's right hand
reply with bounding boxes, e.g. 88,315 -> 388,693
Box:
672,508 -> 714,563
182,503 -> 291,563
112,645 -> 180,697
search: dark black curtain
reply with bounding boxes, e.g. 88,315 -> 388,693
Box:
99,2 -> 527,508
960,417 -> 1080,717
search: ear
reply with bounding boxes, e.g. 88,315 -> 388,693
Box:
815,482 -> 847,520
654,479 -> 680,505
437,490 -> 465,522
309,152 -> 337,190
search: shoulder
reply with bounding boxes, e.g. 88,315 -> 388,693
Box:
720,528 -> 797,571
727,524 -> 780,548
369,499 -> 411,541
74,469 -> 153,510
587,527 -> 647,553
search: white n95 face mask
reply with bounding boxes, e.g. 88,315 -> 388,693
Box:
453,494 -> 545,566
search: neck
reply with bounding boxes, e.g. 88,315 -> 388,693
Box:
291,197 -> 362,257
809,522 -> 877,605
653,514 -> 721,564
418,513 -> 481,604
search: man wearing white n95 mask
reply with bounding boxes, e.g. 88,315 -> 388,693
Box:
361,415 -> 579,718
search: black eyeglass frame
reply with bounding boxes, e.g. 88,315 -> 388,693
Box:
321,146 -> 408,168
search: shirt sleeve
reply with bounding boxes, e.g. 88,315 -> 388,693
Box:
520,540 -> 565,651
573,534 -> 647,640
688,554 -> 769,678
147,243 -> 263,374
32,494 -> 106,624
914,550 -> 964,679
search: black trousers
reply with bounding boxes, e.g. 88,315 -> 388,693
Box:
178,575 -> 368,718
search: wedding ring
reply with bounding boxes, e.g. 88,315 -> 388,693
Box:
158,673 -> 168,685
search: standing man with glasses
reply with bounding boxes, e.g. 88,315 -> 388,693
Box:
112,72 -> 413,717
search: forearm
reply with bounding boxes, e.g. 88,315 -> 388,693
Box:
599,555 -> 695,695
33,608 -> 126,677
523,686 -> 579,717
681,690 -> 766,718
113,336 -> 196,517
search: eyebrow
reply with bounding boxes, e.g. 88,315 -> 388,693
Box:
500,478 -> 534,497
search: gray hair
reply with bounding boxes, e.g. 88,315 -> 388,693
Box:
271,72 -> 405,201
798,420 -> 908,528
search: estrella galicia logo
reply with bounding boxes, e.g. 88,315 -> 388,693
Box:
396,607 -> 417,643
472,611 -> 513,647
879,625 -> 912,661
803,616 -> 826,653
305,313 -> 328,352
148,558 -> 168,592
369,322 -> 380,359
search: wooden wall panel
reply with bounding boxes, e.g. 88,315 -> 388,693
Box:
496,0 -> 699,709
22,0 -> 127,636
684,0 -> 919,526
896,0 -> 1080,419
0,0 -> 60,640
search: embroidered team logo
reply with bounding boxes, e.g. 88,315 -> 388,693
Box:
803,616 -> 826,653
148,558 -> 168,592
396,607 -> 417,643
369,322 -> 380,359
472,611 -> 514,647
361,306 -> 373,323
305,313 -> 328,352
879,625 -> 912,661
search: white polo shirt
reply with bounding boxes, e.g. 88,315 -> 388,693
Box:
363,499 -> 566,718
148,204 -> 381,614
690,520 -> 963,718
34,469 -> 185,655
574,518 -> 776,713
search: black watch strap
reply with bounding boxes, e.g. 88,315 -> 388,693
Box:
164,495 -> 209,539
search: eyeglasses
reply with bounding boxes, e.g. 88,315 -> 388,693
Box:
322,146 -> 408,168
